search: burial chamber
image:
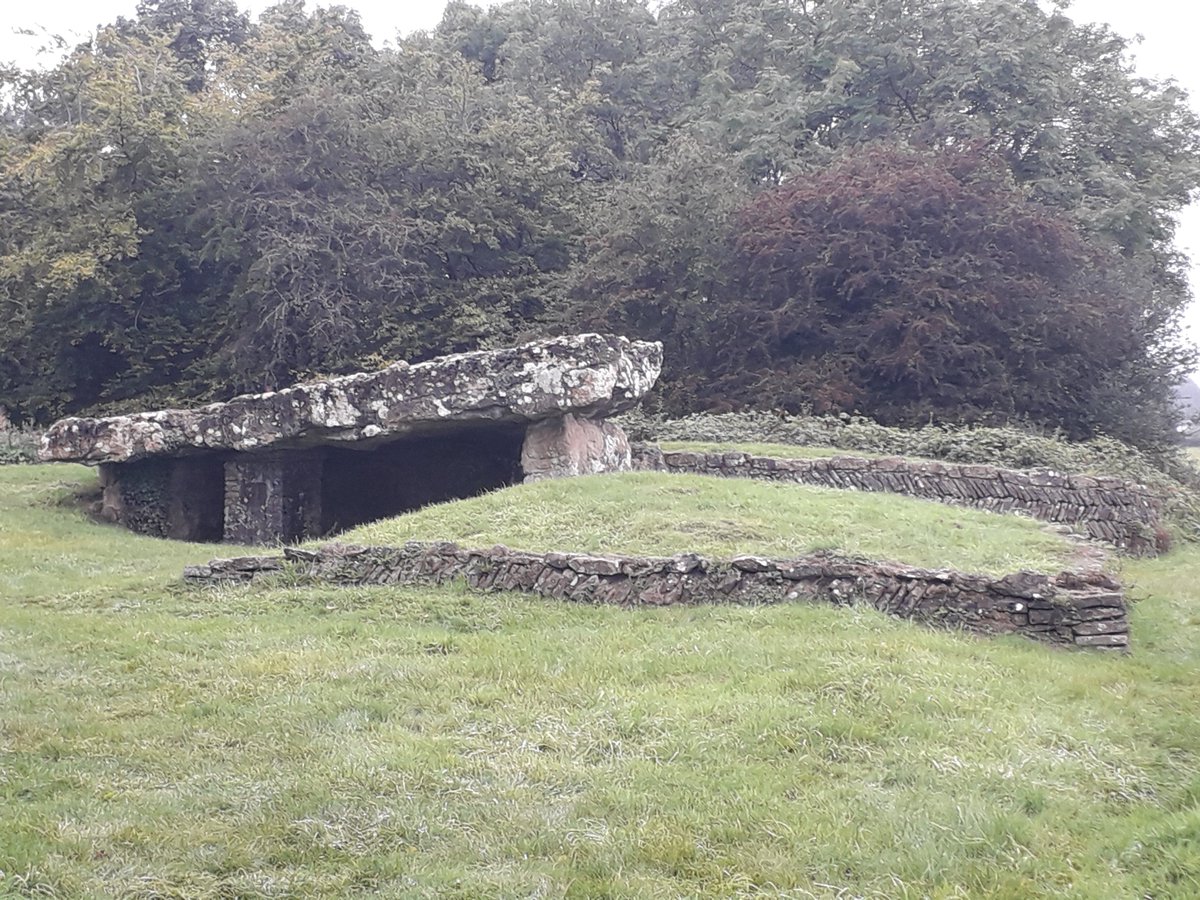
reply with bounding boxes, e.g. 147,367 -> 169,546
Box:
38,334 -> 663,544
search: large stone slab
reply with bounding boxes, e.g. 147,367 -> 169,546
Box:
39,334 -> 662,465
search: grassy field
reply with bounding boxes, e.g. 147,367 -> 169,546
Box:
2,464 -> 1199,898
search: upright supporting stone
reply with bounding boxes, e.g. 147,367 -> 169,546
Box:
97,463 -> 125,524
223,451 -> 324,544
521,413 -> 631,482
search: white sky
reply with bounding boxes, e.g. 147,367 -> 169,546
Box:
0,0 -> 455,56
4,0 -> 1200,368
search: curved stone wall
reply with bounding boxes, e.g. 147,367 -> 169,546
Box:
632,444 -> 1165,555
184,542 -> 1129,651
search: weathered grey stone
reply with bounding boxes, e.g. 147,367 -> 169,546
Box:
40,334 -> 662,465
567,555 -> 623,576
38,335 -> 661,545
991,571 -> 1052,599
223,451 -> 323,545
1072,619 -> 1127,636
1073,633 -> 1129,647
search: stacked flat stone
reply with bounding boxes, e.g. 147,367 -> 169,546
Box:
184,541 -> 1129,651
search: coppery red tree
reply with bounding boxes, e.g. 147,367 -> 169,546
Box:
703,145 -> 1184,440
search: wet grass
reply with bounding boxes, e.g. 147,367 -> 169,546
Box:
342,471 -> 1077,577
1,464 -> 1198,897
657,440 -> 877,459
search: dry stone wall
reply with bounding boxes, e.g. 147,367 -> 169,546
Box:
633,444 -> 1165,555
184,542 -> 1130,651
223,451 -> 324,545
97,458 -> 224,541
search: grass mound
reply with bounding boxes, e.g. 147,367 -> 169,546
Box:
622,409 -> 1200,539
341,471 -> 1078,577
2,465 -> 1199,896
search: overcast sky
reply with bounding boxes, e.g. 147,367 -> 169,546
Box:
4,0 -> 1200,363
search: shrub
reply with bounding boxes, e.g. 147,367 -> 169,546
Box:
709,145 -> 1189,446
0,427 -> 43,465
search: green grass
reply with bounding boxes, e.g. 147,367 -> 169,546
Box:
2,464 -> 1199,897
341,472 -> 1077,577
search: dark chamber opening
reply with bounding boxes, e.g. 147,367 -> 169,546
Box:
170,457 -> 226,542
320,423 -> 526,534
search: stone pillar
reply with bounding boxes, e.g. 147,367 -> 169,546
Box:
223,450 -> 324,545
520,413 -> 631,482
97,463 -> 125,524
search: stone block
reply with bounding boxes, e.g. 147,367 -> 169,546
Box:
1073,632 -> 1129,647
521,413 -> 631,481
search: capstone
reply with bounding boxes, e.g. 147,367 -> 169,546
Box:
40,334 -> 662,543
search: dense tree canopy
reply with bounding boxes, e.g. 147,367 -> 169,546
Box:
727,146 -> 1174,435
1,0 -> 1198,445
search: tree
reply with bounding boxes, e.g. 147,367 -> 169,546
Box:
704,144 -> 1188,444
0,29 -> 205,421
184,25 -> 582,393
566,136 -> 749,409
652,0 -> 1200,326
1,0 -> 1196,445
0,5 -> 585,414
120,0 -> 251,91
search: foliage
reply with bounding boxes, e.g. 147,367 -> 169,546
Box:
655,0 -> 1200,309
715,145 -> 1187,442
187,38 -> 580,393
117,0 -> 252,92
1,0 -> 1198,445
0,5 -> 583,410
0,426 -> 41,465
565,135 -> 748,408
2,464 -> 1200,895
0,29 -> 205,420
